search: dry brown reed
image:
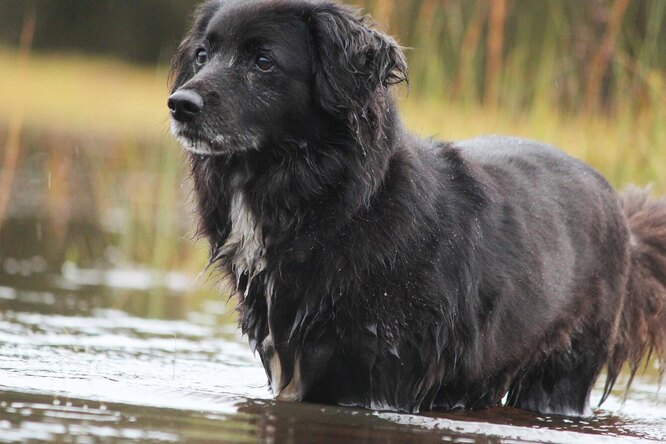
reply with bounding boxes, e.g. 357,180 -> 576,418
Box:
0,6 -> 35,232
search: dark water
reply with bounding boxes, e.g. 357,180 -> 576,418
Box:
1,266 -> 665,444
1,136 -> 665,443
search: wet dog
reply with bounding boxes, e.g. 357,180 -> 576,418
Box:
168,0 -> 666,415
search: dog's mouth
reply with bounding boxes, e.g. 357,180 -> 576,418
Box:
170,121 -> 261,156
170,124 -> 213,156
170,121 -> 220,156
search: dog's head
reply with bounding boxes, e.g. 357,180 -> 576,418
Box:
168,0 -> 407,156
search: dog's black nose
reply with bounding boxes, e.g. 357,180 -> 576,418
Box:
168,90 -> 203,123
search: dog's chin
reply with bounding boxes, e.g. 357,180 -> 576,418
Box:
179,137 -> 223,156
171,121 -> 262,156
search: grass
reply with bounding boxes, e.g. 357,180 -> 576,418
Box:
0,47 -> 171,139
362,0 -> 666,193
399,95 -> 666,192
0,46 -> 664,278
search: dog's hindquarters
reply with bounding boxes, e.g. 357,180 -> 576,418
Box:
457,137 -> 631,415
506,185 -> 666,415
604,187 -> 666,400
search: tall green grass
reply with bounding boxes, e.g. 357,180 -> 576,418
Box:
359,0 -> 666,191
362,0 -> 666,114
0,0 -> 664,276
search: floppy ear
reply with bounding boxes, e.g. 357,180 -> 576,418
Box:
309,5 -> 407,118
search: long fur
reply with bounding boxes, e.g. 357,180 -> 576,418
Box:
604,187 -> 666,400
169,0 -> 666,416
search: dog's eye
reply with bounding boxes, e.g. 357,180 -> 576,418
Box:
255,55 -> 273,72
195,49 -> 208,65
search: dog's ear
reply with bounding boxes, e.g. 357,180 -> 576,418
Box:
309,5 -> 407,117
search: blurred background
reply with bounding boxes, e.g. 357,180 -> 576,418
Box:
0,0 -> 665,309
1,1 -> 665,442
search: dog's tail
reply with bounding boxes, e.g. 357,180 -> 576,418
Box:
603,186 -> 666,403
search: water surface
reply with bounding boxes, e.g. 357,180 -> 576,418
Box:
1,265 -> 665,443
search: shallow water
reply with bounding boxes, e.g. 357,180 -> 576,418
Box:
1,266 -> 665,443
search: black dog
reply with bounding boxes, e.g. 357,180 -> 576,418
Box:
168,0 -> 666,416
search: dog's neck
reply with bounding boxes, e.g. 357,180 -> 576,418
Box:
189,97 -> 403,253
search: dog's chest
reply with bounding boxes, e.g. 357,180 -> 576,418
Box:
219,190 -> 266,279
218,190 -> 296,396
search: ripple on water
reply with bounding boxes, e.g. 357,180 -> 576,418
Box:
0,277 -> 665,443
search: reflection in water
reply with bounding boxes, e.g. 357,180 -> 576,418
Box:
1,269 -> 665,443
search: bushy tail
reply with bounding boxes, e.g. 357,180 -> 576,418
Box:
604,186 -> 666,403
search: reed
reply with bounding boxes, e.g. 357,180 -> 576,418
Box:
0,0 -> 664,279
0,7 -> 34,232
358,0 -> 666,116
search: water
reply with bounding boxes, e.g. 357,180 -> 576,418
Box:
1,265 -> 665,443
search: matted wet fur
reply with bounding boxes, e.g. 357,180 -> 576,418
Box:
168,0 -> 666,416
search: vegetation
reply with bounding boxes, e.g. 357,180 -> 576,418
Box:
364,0 -> 666,113
0,0 -> 664,277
